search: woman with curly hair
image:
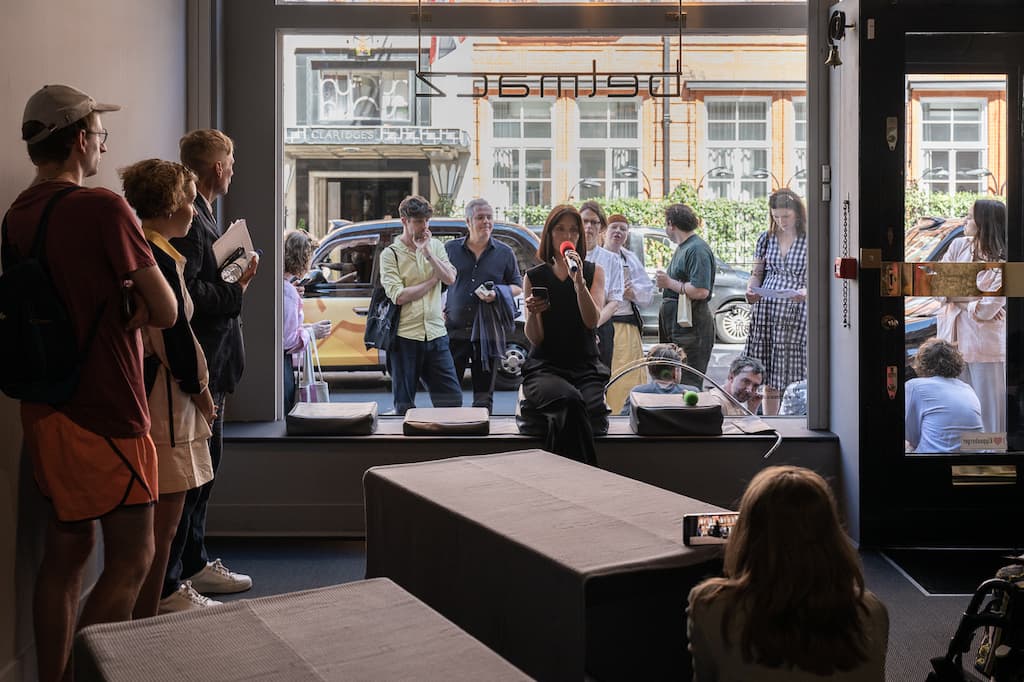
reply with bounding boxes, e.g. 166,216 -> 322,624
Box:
905,337 -> 983,453
282,229 -> 330,413
120,159 -> 217,617
688,466 -> 889,680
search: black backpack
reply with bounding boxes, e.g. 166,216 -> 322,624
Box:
0,186 -> 103,404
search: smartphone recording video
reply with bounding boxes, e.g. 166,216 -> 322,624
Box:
683,512 -> 740,546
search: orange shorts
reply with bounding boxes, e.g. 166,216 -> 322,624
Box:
21,403 -> 158,523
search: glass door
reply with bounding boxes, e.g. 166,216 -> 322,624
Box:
865,32 -> 1024,547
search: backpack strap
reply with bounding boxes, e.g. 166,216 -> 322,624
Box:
1,214 -> 10,272
30,185 -> 82,274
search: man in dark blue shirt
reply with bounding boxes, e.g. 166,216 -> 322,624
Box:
445,198 -> 523,412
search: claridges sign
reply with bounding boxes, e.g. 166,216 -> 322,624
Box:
285,127 -> 470,147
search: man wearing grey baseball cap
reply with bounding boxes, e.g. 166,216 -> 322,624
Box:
6,84 -> 177,681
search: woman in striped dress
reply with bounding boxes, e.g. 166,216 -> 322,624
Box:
743,189 -> 808,415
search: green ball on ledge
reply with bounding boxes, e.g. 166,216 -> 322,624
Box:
683,390 -> 699,406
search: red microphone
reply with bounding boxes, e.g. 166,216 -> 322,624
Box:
559,240 -> 579,274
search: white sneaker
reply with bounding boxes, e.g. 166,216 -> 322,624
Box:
158,581 -> 222,614
188,558 -> 253,594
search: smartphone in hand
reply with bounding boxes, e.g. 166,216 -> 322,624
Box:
531,286 -> 549,302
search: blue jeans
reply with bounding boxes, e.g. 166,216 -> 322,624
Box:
390,335 -> 463,415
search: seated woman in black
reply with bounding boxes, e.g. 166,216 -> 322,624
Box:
520,204 -> 609,464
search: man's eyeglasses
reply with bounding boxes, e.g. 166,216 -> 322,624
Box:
86,129 -> 108,144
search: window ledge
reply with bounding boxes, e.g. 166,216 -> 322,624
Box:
224,415 -> 836,443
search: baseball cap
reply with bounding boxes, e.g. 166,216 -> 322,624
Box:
22,84 -> 121,144
607,213 -> 630,226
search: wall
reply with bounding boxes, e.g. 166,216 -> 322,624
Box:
0,2 -> 186,679
827,0 -> 862,541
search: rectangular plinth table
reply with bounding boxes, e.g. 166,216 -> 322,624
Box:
364,448 -> 727,681
75,578 -> 529,681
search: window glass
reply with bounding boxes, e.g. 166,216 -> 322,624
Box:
792,97 -> 807,197
919,99 -> 986,194
904,75 -> 1008,454
280,30 -> 807,416
576,100 -> 641,199
704,98 -> 771,200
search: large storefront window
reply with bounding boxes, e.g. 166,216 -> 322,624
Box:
258,5 -> 810,419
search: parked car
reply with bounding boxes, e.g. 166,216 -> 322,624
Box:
904,216 -> 967,373
625,226 -> 752,344
301,218 -> 540,390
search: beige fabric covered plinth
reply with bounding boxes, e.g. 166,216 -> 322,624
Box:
75,578 -> 529,681
364,449 -> 727,681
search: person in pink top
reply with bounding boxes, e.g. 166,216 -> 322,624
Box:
283,229 -> 331,412
938,199 -> 1006,433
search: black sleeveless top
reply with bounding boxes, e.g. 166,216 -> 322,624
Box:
526,261 -> 599,366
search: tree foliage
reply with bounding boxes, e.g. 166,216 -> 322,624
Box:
503,183 -> 768,267
904,185 -> 1002,230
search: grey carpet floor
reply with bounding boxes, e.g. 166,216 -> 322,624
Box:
206,539 -> 976,681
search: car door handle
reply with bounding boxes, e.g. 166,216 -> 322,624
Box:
353,306 -> 369,316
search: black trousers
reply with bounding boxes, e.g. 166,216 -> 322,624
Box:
449,335 -> 498,413
520,357 -> 610,465
595,320 -> 615,370
658,298 -> 714,388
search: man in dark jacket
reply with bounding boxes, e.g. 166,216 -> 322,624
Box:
159,129 -> 259,613
445,198 -> 522,413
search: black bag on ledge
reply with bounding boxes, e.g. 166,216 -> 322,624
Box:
627,392 -> 724,436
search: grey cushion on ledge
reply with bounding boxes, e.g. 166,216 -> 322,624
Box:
286,401 -> 378,436
403,407 -> 490,436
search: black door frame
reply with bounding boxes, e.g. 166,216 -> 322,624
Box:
859,1 -> 1024,547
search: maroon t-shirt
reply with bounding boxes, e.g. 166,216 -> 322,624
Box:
6,181 -> 156,437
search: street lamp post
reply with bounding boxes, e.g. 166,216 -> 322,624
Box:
566,178 -> 600,201
752,167 -> 783,191
785,168 -> 807,188
965,168 -> 1005,195
620,165 -> 652,198
695,166 -> 733,195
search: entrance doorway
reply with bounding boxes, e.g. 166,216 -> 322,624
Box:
862,28 -> 1024,547
327,178 -> 413,224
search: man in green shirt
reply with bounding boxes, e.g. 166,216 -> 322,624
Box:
655,203 -> 716,387
379,195 -> 463,415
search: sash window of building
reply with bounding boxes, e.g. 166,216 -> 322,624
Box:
920,99 -> 987,195
577,99 -> 641,200
705,97 -> 772,200
492,100 -> 553,210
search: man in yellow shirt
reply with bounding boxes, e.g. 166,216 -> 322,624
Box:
380,195 -> 463,415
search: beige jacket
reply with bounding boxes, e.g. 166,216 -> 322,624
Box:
939,237 -> 1005,364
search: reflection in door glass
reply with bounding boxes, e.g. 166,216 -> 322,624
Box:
904,73 -> 1008,454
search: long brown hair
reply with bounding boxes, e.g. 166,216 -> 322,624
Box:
768,188 -> 808,237
692,466 -> 869,674
537,204 -> 586,263
971,199 -> 1006,262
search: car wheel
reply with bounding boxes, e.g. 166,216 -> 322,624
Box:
715,302 -> 751,344
495,341 -> 529,391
